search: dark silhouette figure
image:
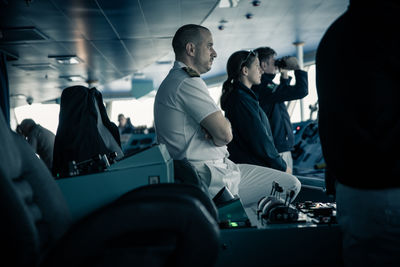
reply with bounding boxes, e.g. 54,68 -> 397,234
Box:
17,118 -> 55,170
316,0 -> 400,266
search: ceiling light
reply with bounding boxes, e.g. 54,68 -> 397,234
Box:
49,55 -> 82,65
57,57 -> 80,65
59,75 -> 86,82
68,76 -> 84,82
219,0 -> 240,8
13,63 -> 56,71
0,27 -> 48,42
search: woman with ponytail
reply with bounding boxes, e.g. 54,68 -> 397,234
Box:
221,50 -> 289,172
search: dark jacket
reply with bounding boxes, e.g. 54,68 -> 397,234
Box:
53,86 -> 121,177
252,70 -> 308,153
27,124 -> 55,170
222,81 -> 286,171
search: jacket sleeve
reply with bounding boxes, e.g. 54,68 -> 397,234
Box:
28,135 -> 38,152
232,97 -> 287,171
265,70 -> 309,103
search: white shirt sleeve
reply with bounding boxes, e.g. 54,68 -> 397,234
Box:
177,77 -> 220,123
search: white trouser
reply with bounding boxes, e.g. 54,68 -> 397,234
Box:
190,158 -> 301,225
279,151 -> 293,170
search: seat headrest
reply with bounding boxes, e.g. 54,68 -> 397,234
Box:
53,86 -> 122,177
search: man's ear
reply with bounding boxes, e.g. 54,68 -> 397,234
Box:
185,42 -> 196,56
260,61 -> 267,71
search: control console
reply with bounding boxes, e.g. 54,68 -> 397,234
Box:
216,181 -> 341,267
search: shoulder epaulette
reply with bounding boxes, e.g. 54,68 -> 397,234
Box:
182,67 -> 200,78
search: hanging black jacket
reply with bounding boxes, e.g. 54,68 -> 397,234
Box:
222,81 -> 286,171
52,86 -> 121,177
252,71 -> 308,153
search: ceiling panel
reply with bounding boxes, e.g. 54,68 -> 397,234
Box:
0,0 -> 350,108
49,0 -> 117,40
97,0 -> 158,39
201,0 -> 348,79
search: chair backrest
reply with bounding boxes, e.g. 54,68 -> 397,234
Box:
0,111 -> 71,266
117,183 -> 219,222
40,183 -> 221,267
53,86 -> 122,177
93,97 -> 123,159
173,159 -> 208,189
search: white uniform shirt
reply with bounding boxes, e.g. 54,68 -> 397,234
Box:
154,61 -> 229,161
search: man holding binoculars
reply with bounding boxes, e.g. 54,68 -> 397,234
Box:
252,47 -> 309,173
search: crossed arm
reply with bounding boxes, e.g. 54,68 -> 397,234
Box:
200,111 -> 233,147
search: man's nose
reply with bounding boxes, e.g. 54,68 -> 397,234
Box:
212,48 -> 217,58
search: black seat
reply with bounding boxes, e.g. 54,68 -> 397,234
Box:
173,158 -> 208,189
53,86 -> 124,178
0,110 -> 220,267
173,159 -> 235,212
116,183 -> 219,222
